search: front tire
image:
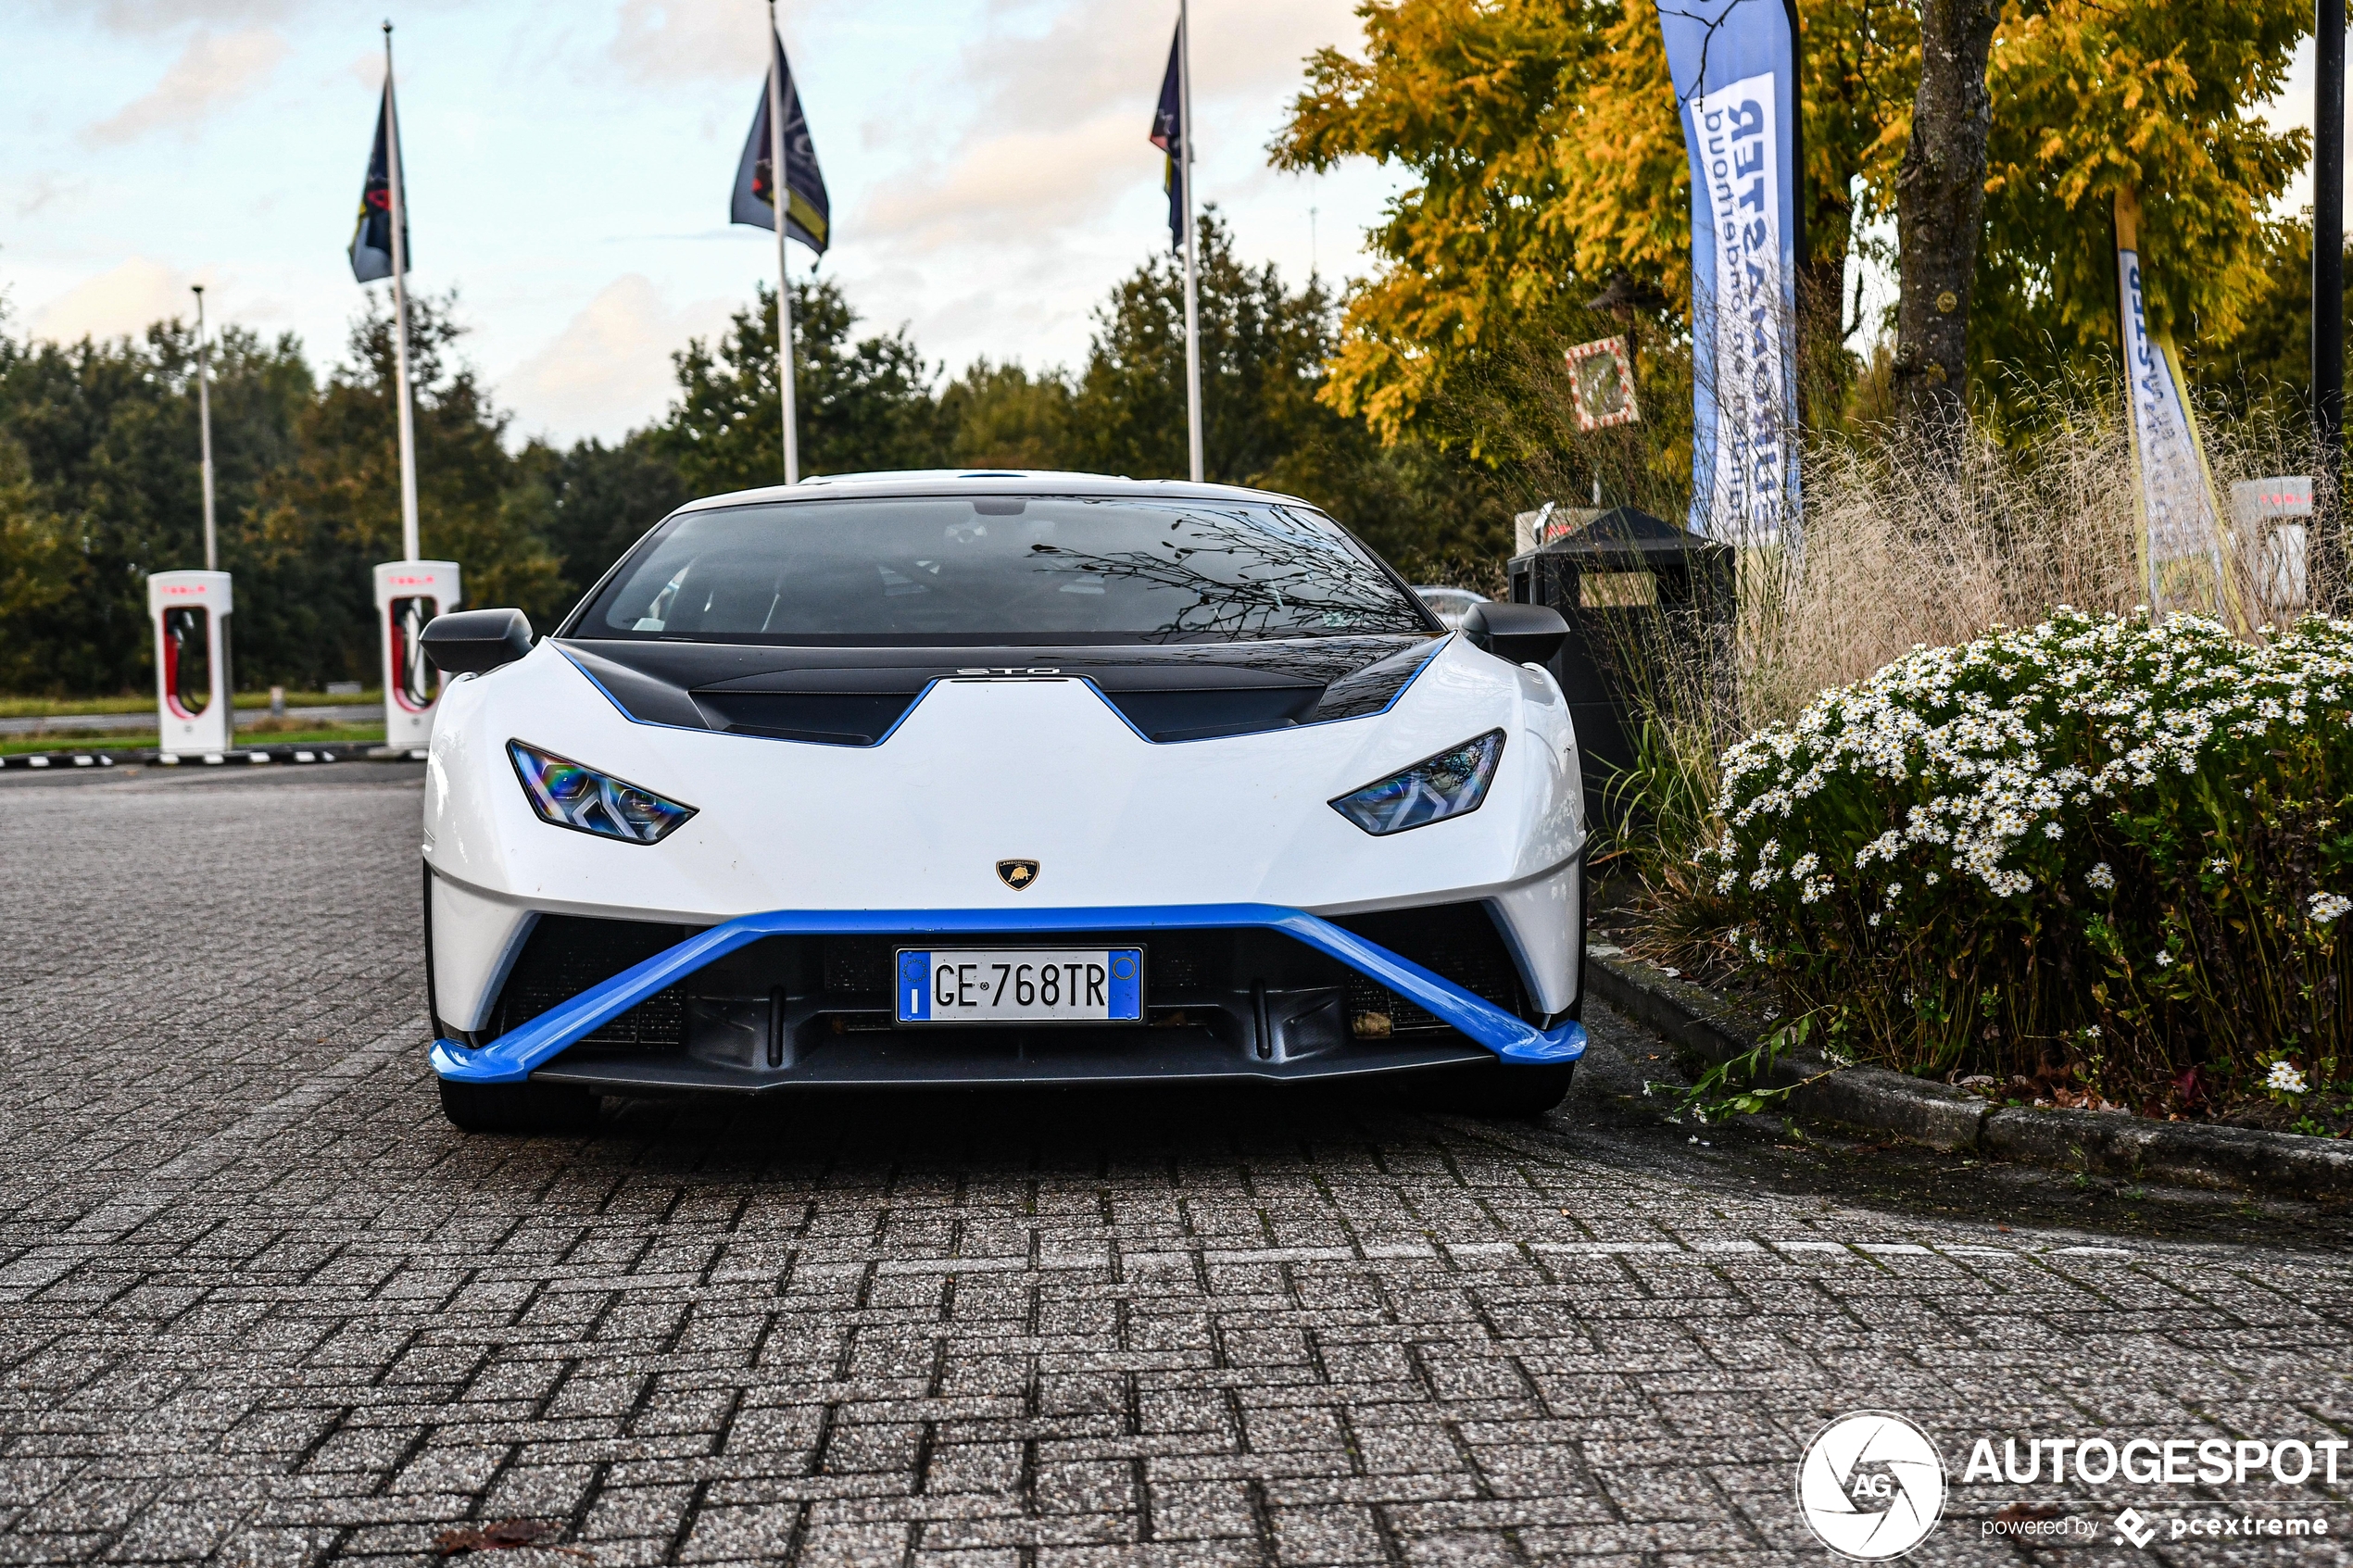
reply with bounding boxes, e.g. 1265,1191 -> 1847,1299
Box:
1433,1060 -> 1577,1119
438,1077 -> 599,1135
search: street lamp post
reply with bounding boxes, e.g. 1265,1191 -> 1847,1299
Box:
193,285 -> 217,573
2318,0 -> 2346,609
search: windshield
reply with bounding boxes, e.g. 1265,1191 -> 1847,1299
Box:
572,495 -> 1432,645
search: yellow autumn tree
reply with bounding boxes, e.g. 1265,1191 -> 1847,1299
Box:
1973,0 -> 2306,408
1283,0 -> 2307,445
1276,0 -> 1605,445
1278,0 -> 1915,456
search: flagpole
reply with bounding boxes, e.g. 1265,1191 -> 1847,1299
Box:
383,21 -> 421,564
192,285 -> 217,572
1178,0 -> 1203,483
768,0 -> 800,486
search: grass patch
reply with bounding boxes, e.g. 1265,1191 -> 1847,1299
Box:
1,723 -> 386,757
0,690 -> 383,720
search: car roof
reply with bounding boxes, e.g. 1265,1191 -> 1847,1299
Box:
671,470 -> 1315,514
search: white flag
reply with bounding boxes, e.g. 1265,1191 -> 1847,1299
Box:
2117,247 -> 2225,615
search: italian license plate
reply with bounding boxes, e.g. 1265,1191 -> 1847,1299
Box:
896,947 -> 1143,1023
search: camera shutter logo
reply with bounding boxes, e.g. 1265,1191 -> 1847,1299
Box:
1796,1411 -> 1946,1560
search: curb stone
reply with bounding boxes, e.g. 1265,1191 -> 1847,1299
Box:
1584,947 -> 2353,1199
0,744 -> 419,770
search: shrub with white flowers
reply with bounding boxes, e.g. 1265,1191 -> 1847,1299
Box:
1699,608 -> 2353,1098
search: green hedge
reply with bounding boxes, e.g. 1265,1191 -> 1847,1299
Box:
1702,609 -> 2353,1106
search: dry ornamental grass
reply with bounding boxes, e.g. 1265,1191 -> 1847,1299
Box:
1595,395 -> 2351,1119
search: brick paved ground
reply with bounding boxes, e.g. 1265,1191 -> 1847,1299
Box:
1,762 -> 2348,1567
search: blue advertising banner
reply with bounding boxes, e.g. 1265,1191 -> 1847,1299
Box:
1655,0 -> 1800,549
2114,194 -> 2227,618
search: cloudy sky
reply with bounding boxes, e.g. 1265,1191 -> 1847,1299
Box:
6,4 -> 2343,453
3,0 -> 1406,447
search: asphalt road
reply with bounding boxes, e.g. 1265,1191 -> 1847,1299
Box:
0,763 -> 2347,1566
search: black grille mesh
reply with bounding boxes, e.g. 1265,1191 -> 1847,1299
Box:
1327,903 -> 1526,1031
485,905 -> 1529,1047
494,914 -> 696,1047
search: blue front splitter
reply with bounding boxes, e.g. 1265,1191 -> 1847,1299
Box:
432,902 -> 1585,1083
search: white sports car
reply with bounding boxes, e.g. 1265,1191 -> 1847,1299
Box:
419,471 -> 1589,1132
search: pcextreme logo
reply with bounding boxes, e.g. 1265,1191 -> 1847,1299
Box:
1796,1411 -> 1948,1561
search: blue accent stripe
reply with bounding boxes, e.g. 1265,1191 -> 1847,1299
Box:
431,902 -> 1583,1083
899,949 -> 931,1020
1107,947 -> 1141,1020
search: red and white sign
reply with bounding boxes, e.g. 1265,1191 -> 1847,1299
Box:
1563,335 -> 1640,432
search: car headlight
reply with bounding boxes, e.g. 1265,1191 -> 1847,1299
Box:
1329,729 -> 1505,835
508,740 -> 696,844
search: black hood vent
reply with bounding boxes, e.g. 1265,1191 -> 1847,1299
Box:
555,635 -> 1443,746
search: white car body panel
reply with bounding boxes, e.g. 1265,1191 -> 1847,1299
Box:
420,474 -> 1588,1056
425,635 -> 1587,1028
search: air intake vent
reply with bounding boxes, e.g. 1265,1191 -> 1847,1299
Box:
493,914 -> 700,1048
1100,684 -> 1321,742
692,690 -> 922,746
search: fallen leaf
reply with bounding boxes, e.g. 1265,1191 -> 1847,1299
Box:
434,1520 -> 590,1559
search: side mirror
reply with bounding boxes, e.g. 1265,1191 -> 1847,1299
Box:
1461,601 -> 1568,667
422,608 -> 534,675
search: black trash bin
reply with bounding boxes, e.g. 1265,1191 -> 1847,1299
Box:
1507,506 -> 1734,830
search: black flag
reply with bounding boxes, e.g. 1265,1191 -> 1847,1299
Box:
348,77 -> 409,283
730,28 -> 831,256
1148,26 -> 1184,253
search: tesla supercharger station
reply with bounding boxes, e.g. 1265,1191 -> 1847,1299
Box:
148,571 -> 235,757
374,560 -> 461,752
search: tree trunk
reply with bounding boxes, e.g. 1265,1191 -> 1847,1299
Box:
1891,0 -> 1999,436
1796,187 -> 1854,429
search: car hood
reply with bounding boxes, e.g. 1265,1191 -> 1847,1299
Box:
552,634 -> 1445,746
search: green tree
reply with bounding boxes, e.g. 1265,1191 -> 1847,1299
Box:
657,280 -> 946,493
253,294 -> 563,678
0,317 -> 311,694
2184,217 -> 2353,421
1274,0 -> 1607,444
1065,210 -> 1501,564
515,431 -> 693,611
0,432 -> 74,693
1277,0 -> 2304,443
939,359 -> 1075,470
1277,0 -> 1915,459
1974,0 -> 2307,418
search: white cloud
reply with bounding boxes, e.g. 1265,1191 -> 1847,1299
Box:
606,0 -> 769,85
83,27 -> 291,146
845,0 -> 1363,258
11,174 -> 87,219
39,0 -> 294,34
948,0 -> 1355,138
2256,34 -> 2353,219
862,114 -> 1141,254
29,257 -> 197,344
497,273 -> 733,444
